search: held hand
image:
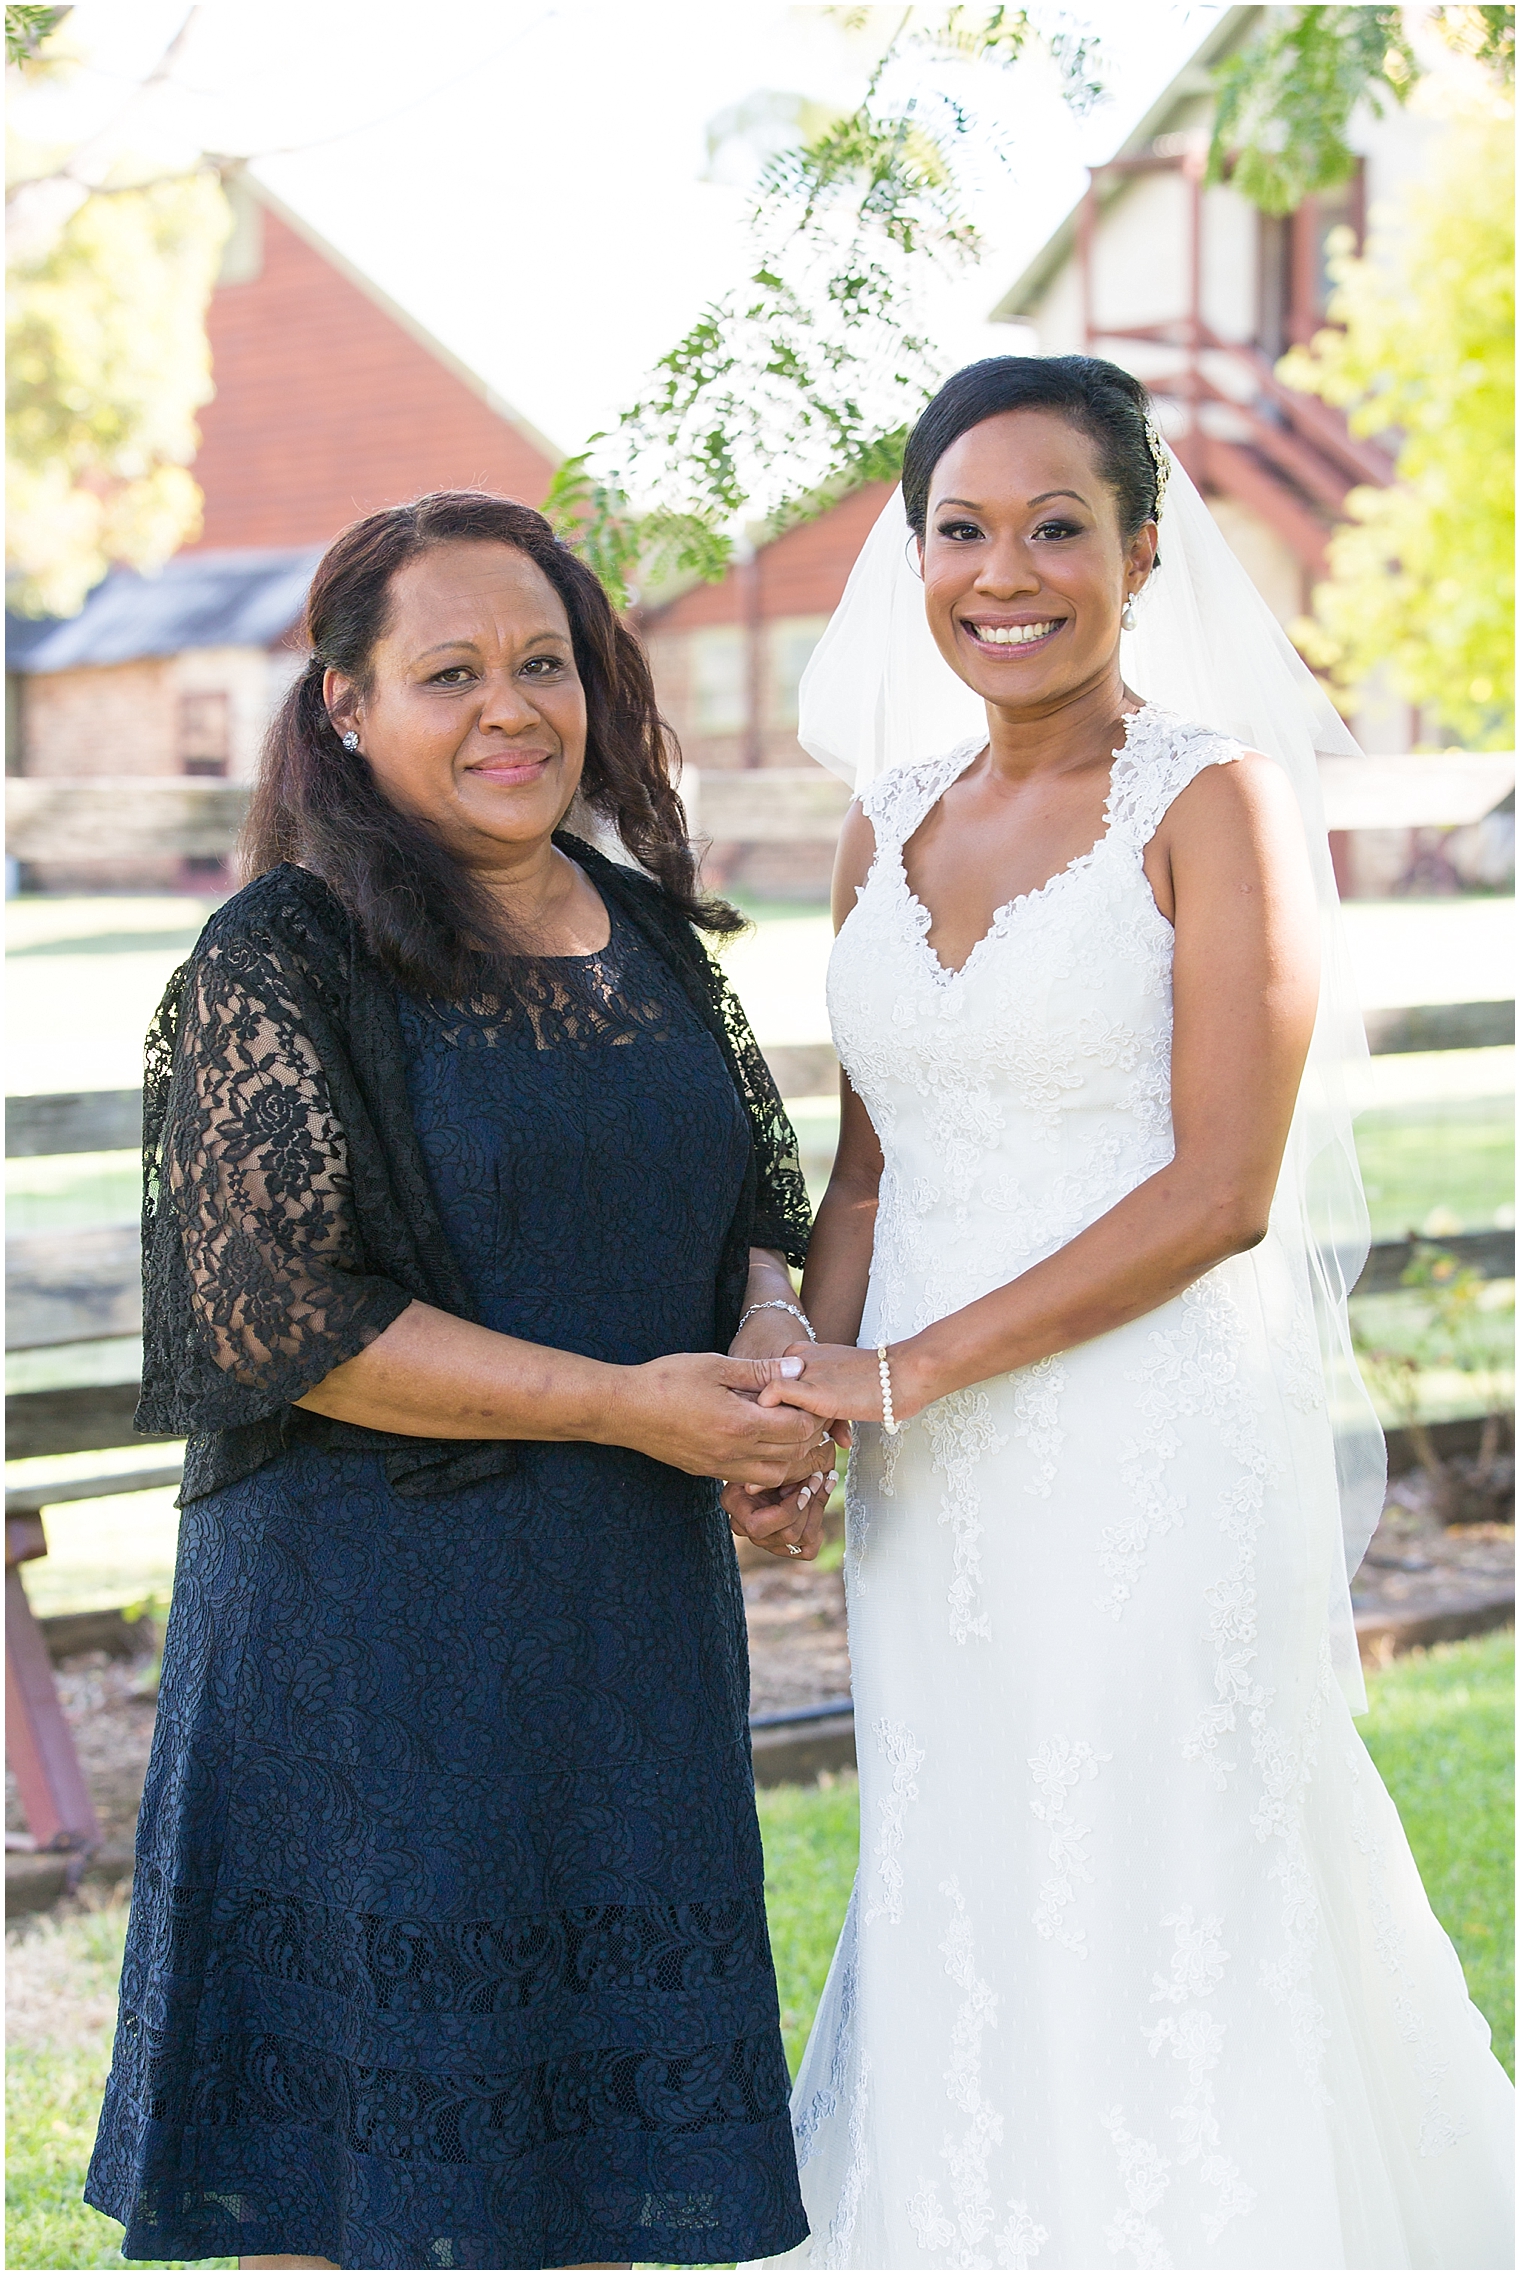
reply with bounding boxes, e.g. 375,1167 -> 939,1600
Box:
614,1352 -> 820,1484
756,1340 -> 926,1426
743,1418 -> 848,1495
728,1306 -> 808,1365
722,1471 -> 830,1561
727,1318 -> 850,1487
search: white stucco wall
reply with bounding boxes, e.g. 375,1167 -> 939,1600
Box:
1200,180 -> 1257,341
1205,496 -> 1306,627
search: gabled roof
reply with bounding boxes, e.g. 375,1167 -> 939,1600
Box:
5,547 -> 324,674
242,177 -> 562,469
990,6 -> 1254,322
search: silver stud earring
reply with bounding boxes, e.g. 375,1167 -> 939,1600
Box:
341,730 -> 360,753
1120,597 -> 1138,632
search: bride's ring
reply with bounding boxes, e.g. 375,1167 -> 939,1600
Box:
786,1542 -> 803,1556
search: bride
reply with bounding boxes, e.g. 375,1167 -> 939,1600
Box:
726,356 -> 1514,2269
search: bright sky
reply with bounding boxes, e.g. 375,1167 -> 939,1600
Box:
15,1 -> 1231,456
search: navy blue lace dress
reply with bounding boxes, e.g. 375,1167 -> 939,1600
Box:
86,904 -> 810,2270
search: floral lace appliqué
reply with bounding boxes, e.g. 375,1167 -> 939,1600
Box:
1101,2104 -> 1173,2269
1028,1737 -> 1111,1955
925,1390 -> 1006,1643
906,1878 -> 1048,2270
1009,1356 -> 1066,1498
1145,1908 -> 1256,2243
866,1720 -> 926,1927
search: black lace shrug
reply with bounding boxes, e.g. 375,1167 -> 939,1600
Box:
139,844 -> 811,1507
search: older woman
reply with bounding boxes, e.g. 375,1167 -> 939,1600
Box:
84,492 -> 828,2272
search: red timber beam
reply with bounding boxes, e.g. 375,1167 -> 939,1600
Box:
1199,435 -> 1333,572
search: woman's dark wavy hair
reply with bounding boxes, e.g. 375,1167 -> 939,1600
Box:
901,355 -> 1164,556
243,489 -> 741,1000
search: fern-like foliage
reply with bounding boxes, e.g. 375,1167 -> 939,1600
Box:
555,7 -> 1107,602
5,3 -> 69,67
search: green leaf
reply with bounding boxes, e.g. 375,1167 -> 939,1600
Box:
5,4 -> 69,67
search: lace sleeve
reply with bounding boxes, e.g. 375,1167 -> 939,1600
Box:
143,931 -> 413,1424
703,952 -> 811,1267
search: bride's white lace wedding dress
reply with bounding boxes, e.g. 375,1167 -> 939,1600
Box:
766,707 -> 1513,2271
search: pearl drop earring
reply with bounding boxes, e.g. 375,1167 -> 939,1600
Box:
1121,597 -> 1138,632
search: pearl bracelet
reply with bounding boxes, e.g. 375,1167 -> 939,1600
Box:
877,1343 -> 900,1434
738,1298 -> 818,1344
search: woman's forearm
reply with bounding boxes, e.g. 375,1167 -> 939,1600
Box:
295,1296 -> 828,1487
296,1301 -> 627,1443
742,1247 -> 799,1314
800,1173 -> 878,1348
897,1155 -> 1264,1412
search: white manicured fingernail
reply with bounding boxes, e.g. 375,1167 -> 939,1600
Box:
779,1356 -> 804,1378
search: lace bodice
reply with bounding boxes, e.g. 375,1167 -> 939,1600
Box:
829,705 -> 1242,1345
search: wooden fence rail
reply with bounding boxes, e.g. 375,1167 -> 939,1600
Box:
7,773 -> 858,861
12,756 -> 1514,863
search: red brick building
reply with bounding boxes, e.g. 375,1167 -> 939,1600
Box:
642,484 -> 893,892
7,176 -> 561,887
190,177 -> 559,548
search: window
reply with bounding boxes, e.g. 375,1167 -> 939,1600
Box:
688,627 -> 748,735
178,690 -> 229,778
768,617 -> 829,730
1264,163 -> 1364,350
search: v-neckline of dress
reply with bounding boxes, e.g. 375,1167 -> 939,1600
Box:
895,704 -> 1150,987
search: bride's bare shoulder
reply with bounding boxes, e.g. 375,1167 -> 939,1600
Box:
1167,744 -> 1302,830
1158,747 -> 1313,900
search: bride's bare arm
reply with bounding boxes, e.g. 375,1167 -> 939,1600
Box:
764,753 -> 1319,1422
795,802 -> 882,1346
800,1076 -> 883,1347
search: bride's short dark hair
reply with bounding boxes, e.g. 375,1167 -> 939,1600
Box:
901,355 -> 1164,549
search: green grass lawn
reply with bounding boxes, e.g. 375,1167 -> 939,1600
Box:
8,1634 -> 1509,2270
4,1903 -> 233,2273
1355,1094 -> 1516,1242
756,1773 -> 862,2076
1357,1630 -> 1515,2075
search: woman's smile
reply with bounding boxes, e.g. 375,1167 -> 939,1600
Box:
959,612 -> 1068,658
465,747 -> 555,786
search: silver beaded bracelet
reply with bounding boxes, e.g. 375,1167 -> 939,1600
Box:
738,1298 -> 817,1343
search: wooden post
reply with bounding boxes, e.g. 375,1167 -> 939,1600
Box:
1078,178 -> 1096,350
741,546 -> 764,771
5,1516 -> 100,1861
1185,146 -> 1205,458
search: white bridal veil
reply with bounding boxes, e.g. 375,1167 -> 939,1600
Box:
797,453 -> 1385,1702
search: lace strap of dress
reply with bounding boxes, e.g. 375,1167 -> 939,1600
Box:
858,739 -> 984,853
1106,707 -> 1244,851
